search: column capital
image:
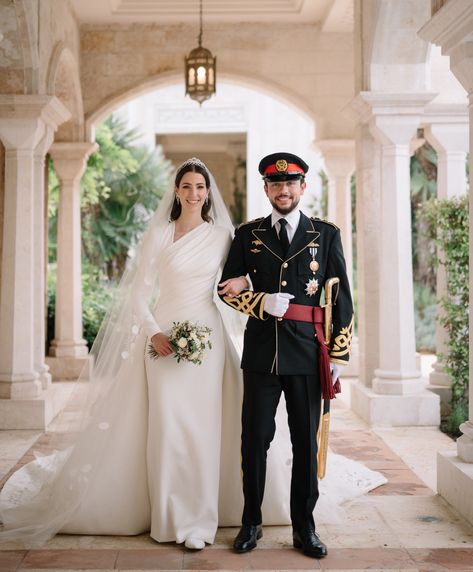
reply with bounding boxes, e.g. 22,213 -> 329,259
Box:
34,126 -> 56,159
49,141 -> 98,182
0,95 -> 70,150
351,92 -> 437,122
316,139 -> 355,179
424,123 -> 469,155
351,92 -> 436,146
423,103 -> 470,153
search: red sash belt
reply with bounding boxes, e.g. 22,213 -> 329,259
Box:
282,303 -> 340,400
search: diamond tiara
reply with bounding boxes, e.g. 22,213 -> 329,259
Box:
176,157 -> 208,174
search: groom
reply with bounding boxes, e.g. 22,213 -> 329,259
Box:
218,152 -> 353,559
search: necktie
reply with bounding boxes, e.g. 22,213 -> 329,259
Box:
278,218 -> 290,255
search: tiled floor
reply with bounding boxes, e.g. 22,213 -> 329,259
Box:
1,372 -> 473,571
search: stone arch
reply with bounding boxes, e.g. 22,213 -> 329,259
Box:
1,0 -> 39,93
46,42 -> 84,142
367,0 -> 432,92
84,70 -> 318,141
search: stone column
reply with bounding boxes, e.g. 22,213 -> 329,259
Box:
350,121 -> 381,391
317,139 -> 359,378
49,142 -> 97,359
419,0 -> 473,525
317,140 -> 355,287
424,107 -> 469,411
0,96 -> 70,403
33,129 -> 56,390
350,92 -> 439,426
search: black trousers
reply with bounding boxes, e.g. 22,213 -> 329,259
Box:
241,371 -> 322,530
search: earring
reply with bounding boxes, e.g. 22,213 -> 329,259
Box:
176,194 -> 180,204
205,195 -> 209,205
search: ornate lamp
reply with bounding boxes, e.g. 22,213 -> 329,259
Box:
185,0 -> 216,104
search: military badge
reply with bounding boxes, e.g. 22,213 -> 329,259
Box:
275,159 -> 288,172
305,278 -> 319,297
251,248 -> 261,253
309,246 -> 319,275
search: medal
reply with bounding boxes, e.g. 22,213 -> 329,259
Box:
305,278 -> 319,297
309,246 -> 319,275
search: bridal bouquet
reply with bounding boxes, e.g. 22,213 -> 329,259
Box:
147,320 -> 212,365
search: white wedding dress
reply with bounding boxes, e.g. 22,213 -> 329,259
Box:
0,221 -> 386,547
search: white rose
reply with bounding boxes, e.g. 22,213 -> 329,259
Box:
189,351 -> 199,361
177,337 -> 188,348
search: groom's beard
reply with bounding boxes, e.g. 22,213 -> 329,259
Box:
269,195 -> 301,216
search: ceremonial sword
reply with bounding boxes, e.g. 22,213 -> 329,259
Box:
317,277 -> 340,479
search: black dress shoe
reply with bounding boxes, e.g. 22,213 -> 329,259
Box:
293,526 -> 328,558
233,524 -> 263,553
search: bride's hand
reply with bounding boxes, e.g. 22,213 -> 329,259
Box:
218,276 -> 249,297
151,332 -> 173,356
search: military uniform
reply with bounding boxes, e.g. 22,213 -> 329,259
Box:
220,153 -> 353,549
221,213 -> 353,374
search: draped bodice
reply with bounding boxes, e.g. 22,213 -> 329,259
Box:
153,222 -> 231,327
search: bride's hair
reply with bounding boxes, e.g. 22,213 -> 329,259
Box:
170,158 -> 213,223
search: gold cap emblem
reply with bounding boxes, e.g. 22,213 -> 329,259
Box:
275,159 -> 288,172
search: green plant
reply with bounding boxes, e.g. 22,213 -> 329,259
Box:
445,402 -> 469,439
413,282 -> 437,352
49,115 -> 173,280
81,264 -> 115,349
47,263 -> 116,350
229,156 -> 246,225
48,114 -> 173,348
422,195 -> 469,435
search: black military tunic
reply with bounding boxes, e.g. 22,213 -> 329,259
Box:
219,210 -> 353,530
220,211 -> 353,371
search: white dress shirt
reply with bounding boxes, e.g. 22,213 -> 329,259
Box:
271,208 -> 301,244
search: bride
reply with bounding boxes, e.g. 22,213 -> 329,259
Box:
0,157 -> 385,549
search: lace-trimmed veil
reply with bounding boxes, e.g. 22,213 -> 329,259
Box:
0,158 -> 241,547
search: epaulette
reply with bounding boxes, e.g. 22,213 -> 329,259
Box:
237,217 -> 265,229
311,217 -> 340,230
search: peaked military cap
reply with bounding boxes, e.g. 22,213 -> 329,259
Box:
258,152 -> 309,182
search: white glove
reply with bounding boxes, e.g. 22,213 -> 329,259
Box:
264,292 -> 295,317
330,362 -> 346,383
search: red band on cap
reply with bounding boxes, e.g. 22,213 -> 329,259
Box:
264,163 -> 305,175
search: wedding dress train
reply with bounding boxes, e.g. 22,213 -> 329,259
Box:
0,222 -> 386,547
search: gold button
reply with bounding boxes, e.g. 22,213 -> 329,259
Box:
277,317 -> 283,321
281,280 -> 287,286
283,262 -> 288,268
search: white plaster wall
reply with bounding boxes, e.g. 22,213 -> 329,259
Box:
115,81 -> 323,222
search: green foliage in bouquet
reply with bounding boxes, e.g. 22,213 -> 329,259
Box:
147,321 -> 212,365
